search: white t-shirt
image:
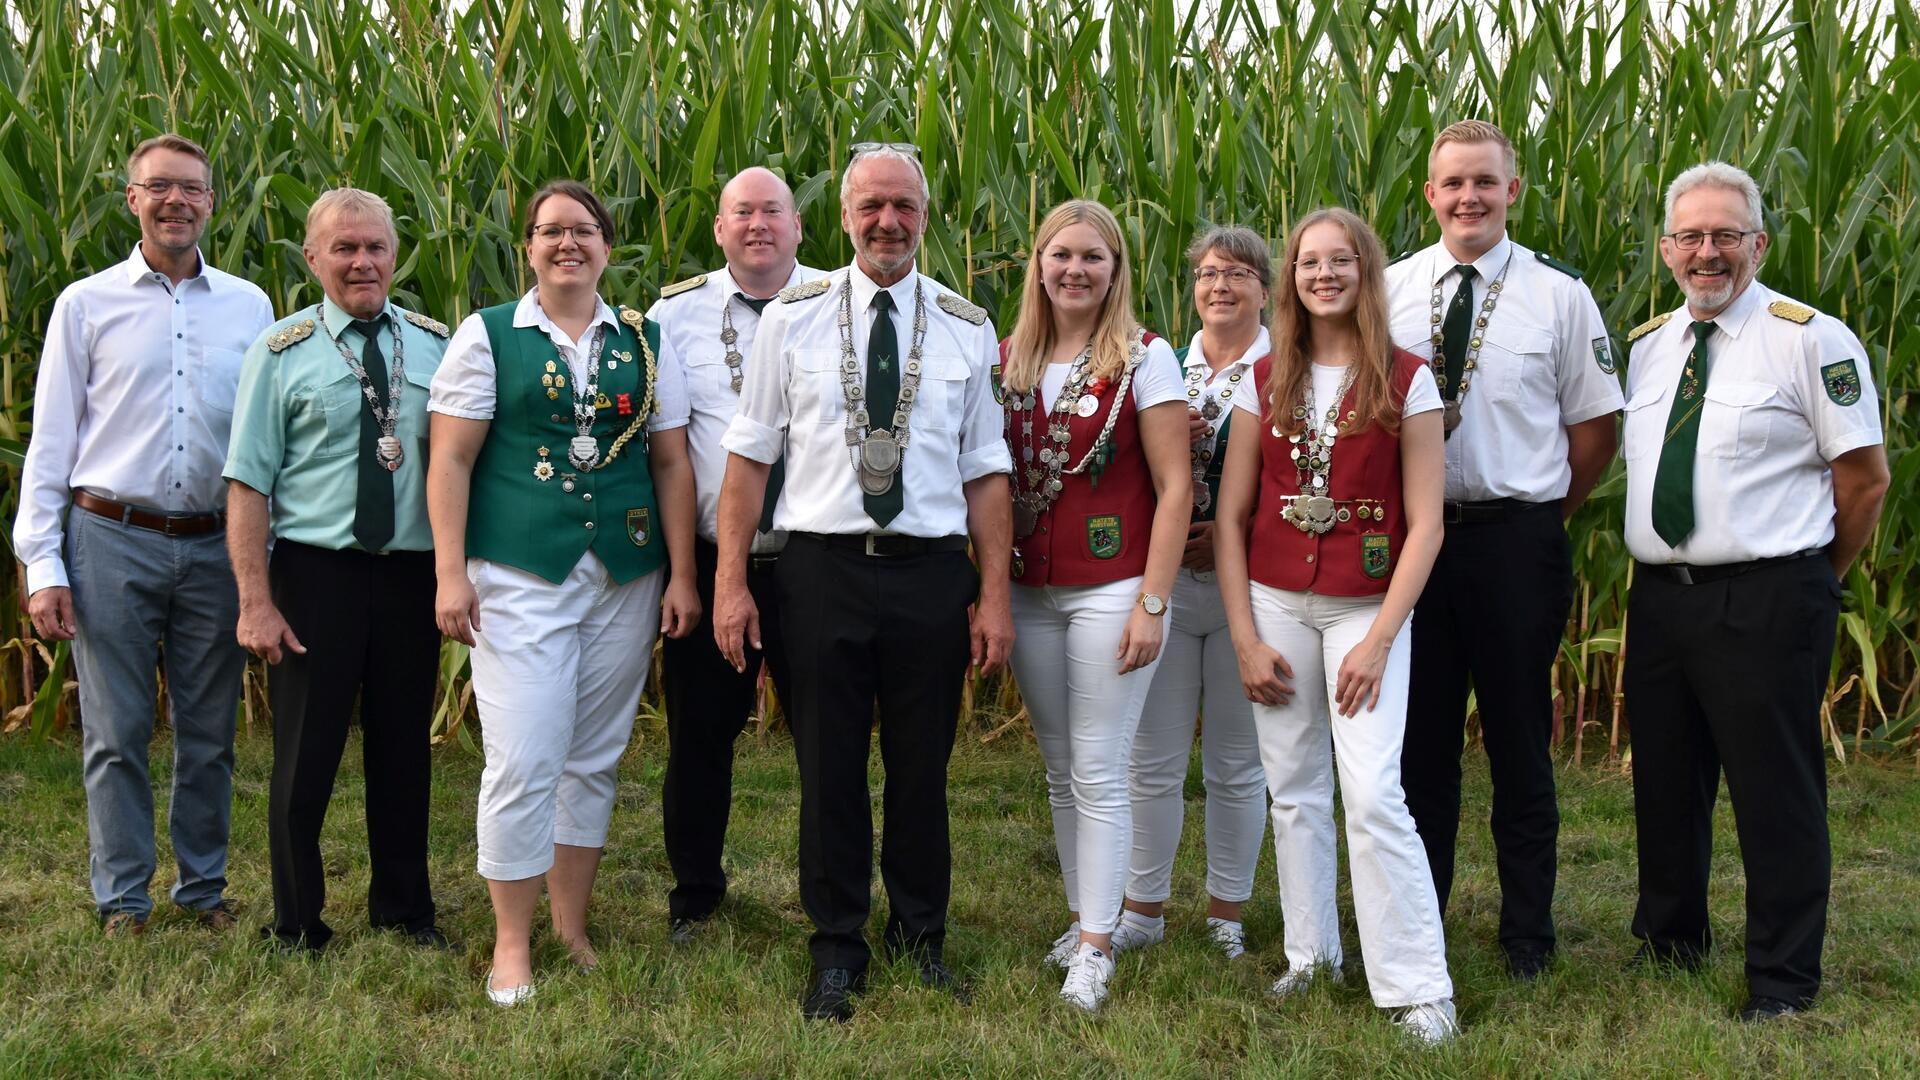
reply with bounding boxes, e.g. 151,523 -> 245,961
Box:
1037,333 -> 1185,412
1233,361 -> 1442,420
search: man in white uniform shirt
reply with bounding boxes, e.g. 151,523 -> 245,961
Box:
1384,120 -> 1623,979
13,134 -> 272,934
713,145 -> 1014,1022
1622,161 -> 1887,1022
646,167 -> 820,945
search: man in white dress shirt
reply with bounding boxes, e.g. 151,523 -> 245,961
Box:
712,145 -> 1014,1021
1384,120 -> 1624,979
13,134 -> 272,934
1622,161 -> 1887,1022
646,167 -> 820,944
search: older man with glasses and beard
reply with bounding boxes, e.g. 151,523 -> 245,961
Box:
712,144 -> 1014,1022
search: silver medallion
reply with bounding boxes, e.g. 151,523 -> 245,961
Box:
376,435 -> 404,472
1443,400 -> 1462,433
860,430 -> 901,476
1075,394 -> 1099,417
569,435 -> 601,469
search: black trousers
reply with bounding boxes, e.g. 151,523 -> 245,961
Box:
1402,503 -> 1572,955
1625,554 -> 1838,1006
659,538 -> 789,921
777,534 -> 975,972
265,541 -> 439,948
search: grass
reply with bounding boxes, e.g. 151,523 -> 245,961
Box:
2,729 -> 1918,1076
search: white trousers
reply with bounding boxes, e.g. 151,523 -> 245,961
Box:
471,553 -> 664,880
1129,567 -> 1267,903
1010,576 -> 1162,935
1249,582 -> 1453,1007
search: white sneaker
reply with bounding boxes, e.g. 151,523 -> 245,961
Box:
1205,917 -> 1246,960
1108,911 -> 1165,956
1394,998 -> 1460,1046
1059,942 -> 1116,1012
1267,962 -> 1343,999
1045,922 -> 1082,970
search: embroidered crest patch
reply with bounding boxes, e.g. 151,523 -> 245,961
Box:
627,508 -> 651,547
1592,337 -> 1615,375
991,362 -> 1006,405
1361,534 -> 1391,579
1822,359 -> 1861,406
1086,514 -> 1121,560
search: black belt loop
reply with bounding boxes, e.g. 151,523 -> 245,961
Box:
1637,550 -> 1824,586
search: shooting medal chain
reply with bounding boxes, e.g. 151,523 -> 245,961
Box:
1277,364 -> 1356,535
720,294 -> 745,393
314,306 -> 407,472
567,325 -> 610,469
532,317 -> 659,486
1428,250 -> 1514,434
1184,350 -> 1243,514
838,275 -> 928,496
1006,337 -> 1146,539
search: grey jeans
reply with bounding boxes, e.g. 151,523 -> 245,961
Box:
67,506 -> 246,918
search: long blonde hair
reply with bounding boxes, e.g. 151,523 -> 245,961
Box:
1265,208 -> 1399,437
1002,200 -> 1140,394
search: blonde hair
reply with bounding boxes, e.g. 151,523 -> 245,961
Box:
128,133 -> 210,181
1003,200 -> 1140,393
1266,208 -> 1400,437
1429,119 -> 1516,178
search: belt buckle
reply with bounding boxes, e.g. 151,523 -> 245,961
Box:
864,534 -> 884,557
1672,564 -> 1694,586
1442,502 -> 1463,525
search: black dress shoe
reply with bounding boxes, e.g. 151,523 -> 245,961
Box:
668,917 -> 698,946
1506,947 -> 1554,982
407,925 -> 454,950
1625,942 -> 1705,974
1738,996 -> 1802,1023
800,967 -> 866,1022
917,957 -> 971,1004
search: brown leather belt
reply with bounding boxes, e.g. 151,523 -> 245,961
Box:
72,491 -> 225,536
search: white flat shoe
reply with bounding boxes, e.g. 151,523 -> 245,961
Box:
485,967 -> 535,1007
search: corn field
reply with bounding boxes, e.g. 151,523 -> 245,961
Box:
1,0 -> 1914,763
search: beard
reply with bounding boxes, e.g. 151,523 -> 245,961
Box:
854,230 -> 919,276
1680,261 -> 1739,313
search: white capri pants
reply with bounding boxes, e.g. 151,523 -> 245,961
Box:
1010,576 -> 1163,936
1128,567 -> 1267,903
470,552 -> 665,880
1249,581 -> 1452,1008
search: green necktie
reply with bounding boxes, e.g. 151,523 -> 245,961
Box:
1440,264 -> 1477,400
737,294 -> 785,533
863,289 -> 904,527
1651,320 -> 1715,547
349,317 -> 395,553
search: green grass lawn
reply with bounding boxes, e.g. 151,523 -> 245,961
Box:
3,725 -> 1918,1077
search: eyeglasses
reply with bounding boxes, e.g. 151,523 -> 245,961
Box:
129,178 -> 212,200
530,222 -> 605,244
1294,255 -> 1361,274
1194,266 -> 1262,286
850,141 -> 920,158
1664,229 -> 1760,251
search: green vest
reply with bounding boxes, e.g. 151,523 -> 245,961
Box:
467,303 -> 666,585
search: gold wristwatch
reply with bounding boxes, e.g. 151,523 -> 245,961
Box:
1138,592 -> 1167,616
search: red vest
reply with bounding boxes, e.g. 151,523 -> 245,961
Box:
1246,349 -> 1425,596
1001,332 -> 1161,587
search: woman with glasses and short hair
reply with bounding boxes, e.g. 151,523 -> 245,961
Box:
1213,207 -> 1459,1044
427,179 -> 700,1006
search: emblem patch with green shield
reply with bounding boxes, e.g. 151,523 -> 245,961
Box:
627,508 -> 651,547
991,362 -> 1006,405
1361,533 -> 1391,579
1821,359 -> 1861,406
1592,337 -> 1615,374
1086,514 -> 1121,559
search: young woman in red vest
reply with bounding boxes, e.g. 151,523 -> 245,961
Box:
1001,200 -> 1191,1011
1213,208 -> 1458,1043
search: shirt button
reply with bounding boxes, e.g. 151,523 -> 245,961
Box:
551,414 -> 562,422
177,407 -> 184,413
177,445 -> 183,451
176,332 -> 183,339
584,521 -> 595,529
177,370 -> 183,375
582,493 -> 593,502
1305,553 -> 1316,563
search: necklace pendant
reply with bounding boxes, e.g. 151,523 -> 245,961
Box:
376,435 -> 404,472
569,435 -> 601,470
859,430 -> 902,477
1075,394 -> 1100,417
1013,504 -> 1038,540
1443,400 -> 1463,433
1201,400 -> 1221,421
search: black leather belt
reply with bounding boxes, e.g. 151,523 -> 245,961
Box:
1637,550 -> 1824,586
798,532 -> 969,557
1442,497 -> 1558,524
748,553 -> 782,573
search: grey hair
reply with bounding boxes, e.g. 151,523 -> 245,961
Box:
1663,162 -> 1765,232
1185,225 -> 1274,288
840,146 -> 931,210
305,187 -> 398,248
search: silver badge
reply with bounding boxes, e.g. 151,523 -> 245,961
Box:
376,435 -> 404,472
569,435 -> 601,470
1075,394 -> 1099,417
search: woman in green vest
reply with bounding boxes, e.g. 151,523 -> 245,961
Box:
426,180 -> 700,1006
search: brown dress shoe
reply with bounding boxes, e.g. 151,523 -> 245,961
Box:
195,901 -> 239,931
103,912 -> 148,936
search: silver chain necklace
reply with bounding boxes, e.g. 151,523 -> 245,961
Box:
1007,337 -> 1145,538
1428,250 -> 1515,434
838,274 -> 928,496
567,325 -> 610,469
719,294 -> 746,393
1278,364 -> 1356,534
314,305 -> 407,471
1183,343 -> 1245,514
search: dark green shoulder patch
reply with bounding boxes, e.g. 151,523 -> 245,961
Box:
1388,250 -> 1414,266
1535,251 -> 1583,279
1173,345 -> 1190,363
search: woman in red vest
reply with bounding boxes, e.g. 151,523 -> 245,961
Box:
1001,199 -> 1191,1011
1213,208 -> 1458,1043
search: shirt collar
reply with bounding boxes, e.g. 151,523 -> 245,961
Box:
715,261 -> 809,305
513,287 -> 619,336
319,295 -> 395,341
1183,325 -> 1271,374
123,243 -> 208,287
1703,277 -> 1768,341
849,262 -> 918,316
1428,233 -> 1512,284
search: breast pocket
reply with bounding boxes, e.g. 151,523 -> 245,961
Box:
196,347 -> 245,413
1482,323 -> 1556,405
792,348 -> 847,424
1621,381 -> 1670,461
1699,380 -> 1778,459
907,352 -> 969,431
684,346 -> 740,411
290,371 -> 364,459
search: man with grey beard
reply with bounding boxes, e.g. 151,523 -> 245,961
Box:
1621,160 -> 1888,1022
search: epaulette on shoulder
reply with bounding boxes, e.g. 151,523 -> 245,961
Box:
1535,251 -> 1583,279
403,310 -> 450,338
1388,250 -> 1414,266
618,306 -> 646,329
266,319 -> 316,353
1627,311 -> 1671,343
937,291 -> 988,325
658,274 -> 707,299
1768,299 -> 1815,325
778,277 -> 832,303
